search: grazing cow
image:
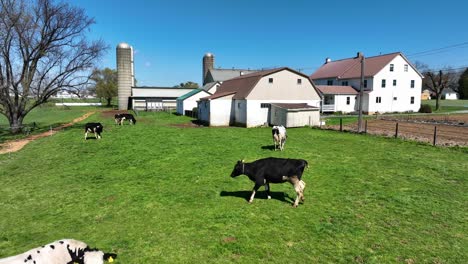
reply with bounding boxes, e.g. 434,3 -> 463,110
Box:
0,239 -> 117,264
114,113 -> 136,125
272,125 -> 287,151
84,123 -> 103,140
230,157 -> 308,207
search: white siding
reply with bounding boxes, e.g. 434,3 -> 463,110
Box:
334,94 -> 357,113
176,91 -> 211,115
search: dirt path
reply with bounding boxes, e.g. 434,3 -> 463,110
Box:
0,111 -> 95,155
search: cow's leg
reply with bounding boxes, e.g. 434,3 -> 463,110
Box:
299,180 -> 306,202
265,181 -> 271,199
85,131 -> 88,140
249,183 -> 262,203
289,176 -> 302,207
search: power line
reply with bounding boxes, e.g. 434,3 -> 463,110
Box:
407,42 -> 468,57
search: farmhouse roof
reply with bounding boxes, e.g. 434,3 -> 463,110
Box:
210,67 -> 319,100
316,85 -> 359,95
310,52 -> 423,80
201,81 -> 220,92
201,91 -> 236,100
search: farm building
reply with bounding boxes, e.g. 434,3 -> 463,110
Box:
116,43 -> 197,110
442,88 -> 458,100
421,89 -> 432,100
202,53 -> 257,85
311,52 -> 423,114
316,85 -> 360,113
198,67 -> 322,127
176,89 -> 212,115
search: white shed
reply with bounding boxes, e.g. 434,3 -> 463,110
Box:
270,103 -> 320,127
176,89 -> 211,115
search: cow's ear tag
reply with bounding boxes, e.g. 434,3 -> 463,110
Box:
108,256 -> 114,262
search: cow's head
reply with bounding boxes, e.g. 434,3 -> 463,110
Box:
231,160 -> 245,177
67,245 -> 117,264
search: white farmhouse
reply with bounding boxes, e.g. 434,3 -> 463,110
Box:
316,85 -> 359,113
311,52 -> 423,114
176,89 -> 211,115
198,67 -> 322,127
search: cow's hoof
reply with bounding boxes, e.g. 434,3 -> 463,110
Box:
248,200 -> 253,204
292,204 -> 298,208
267,196 -> 271,200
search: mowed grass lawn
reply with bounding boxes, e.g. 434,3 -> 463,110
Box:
0,110 -> 467,263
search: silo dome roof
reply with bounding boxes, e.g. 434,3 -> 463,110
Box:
117,42 -> 131,49
204,52 -> 214,57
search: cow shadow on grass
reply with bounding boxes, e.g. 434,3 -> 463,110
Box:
220,190 -> 293,204
261,145 -> 275,151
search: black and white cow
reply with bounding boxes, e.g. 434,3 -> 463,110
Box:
114,113 -> 136,125
272,125 -> 287,151
84,123 -> 103,140
230,157 -> 308,207
0,239 -> 117,264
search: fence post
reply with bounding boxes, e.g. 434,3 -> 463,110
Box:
433,126 -> 437,146
365,120 -> 368,134
395,122 -> 399,138
340,118 -> 343,132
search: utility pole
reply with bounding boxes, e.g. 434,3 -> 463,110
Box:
357,52 -> 365,132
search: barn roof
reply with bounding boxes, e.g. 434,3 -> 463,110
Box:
211,67 -> 318,100
310,52 -> 423,80
177,89 -> 210,101
207,69 -> 258,82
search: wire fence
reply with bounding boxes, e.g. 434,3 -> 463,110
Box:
324,117 -> 468,147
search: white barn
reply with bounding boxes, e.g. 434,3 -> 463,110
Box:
198,67 -> 322,127
311,52 -> 423,114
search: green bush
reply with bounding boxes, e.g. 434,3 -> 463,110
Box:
419,104 -> 432,113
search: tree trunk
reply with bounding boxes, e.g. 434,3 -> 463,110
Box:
106,97 -> 112,107
8,113 -> 25,134
435,93 -> 442,111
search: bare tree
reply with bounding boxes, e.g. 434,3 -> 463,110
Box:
0,0 -> 107,133
423,69 -> 458,111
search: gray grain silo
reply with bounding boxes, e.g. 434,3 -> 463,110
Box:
202,53 -> 214,85
117,43 -> 135,110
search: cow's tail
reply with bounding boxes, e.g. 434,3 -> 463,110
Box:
304,160 -> 309,169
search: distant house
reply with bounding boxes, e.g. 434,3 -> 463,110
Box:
421,89 -> 432,100
310,52 -> 423,113
316,85 -> 359,113
201,81 -> 221,94
176,89 -> 211,115
198,67 -> 322,127
442,88 -> 458,100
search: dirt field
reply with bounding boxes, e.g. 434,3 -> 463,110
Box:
325,114 -> 468,147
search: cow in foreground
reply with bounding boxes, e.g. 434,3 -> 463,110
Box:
272,125 -> 287,151
114,113 -> 136,125
0,239 -> 117,264
230,157 -> 308,207
84,123 -> 103,140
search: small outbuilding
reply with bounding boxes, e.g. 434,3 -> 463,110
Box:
270,103 -> 320,127
176,89 -> 212,115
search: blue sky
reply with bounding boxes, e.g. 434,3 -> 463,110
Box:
72,0 -> 468,87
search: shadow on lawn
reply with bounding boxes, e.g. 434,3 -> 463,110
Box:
261,145 -> 275,151
220,190 -> 293,204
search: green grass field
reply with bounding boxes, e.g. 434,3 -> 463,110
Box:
0,109 -> 467,263
423,99 -> 468,112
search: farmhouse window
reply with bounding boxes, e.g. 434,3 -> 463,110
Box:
381,79 -> 386,88
297,79 -> 302,84
342,81 -> 348,86
261,103 -> 271,108
269,78 -> 273,83
390,64 -> 394,71
404,64 -> 408,72
238,103 -> 241,108
393,80 -> 397,86
346,97 -> 350,105
327,80 -> 333,85
410,96 -> 415,104
376,97 -> 382,103
364,79 -> 368,88
411,80 -> 415,88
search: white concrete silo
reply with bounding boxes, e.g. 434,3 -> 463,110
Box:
117,43 -> 135,110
